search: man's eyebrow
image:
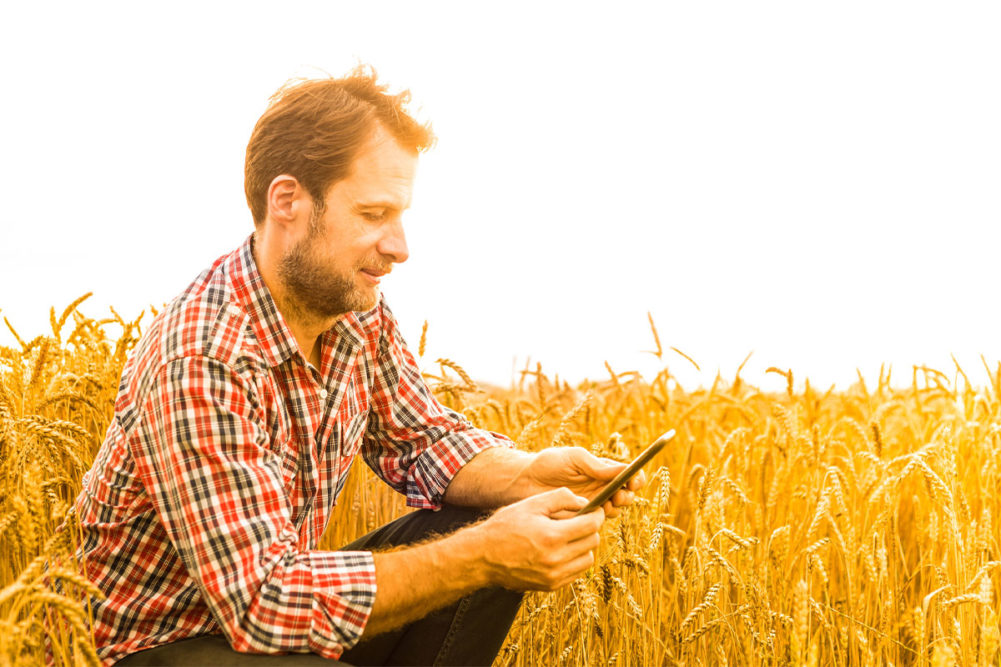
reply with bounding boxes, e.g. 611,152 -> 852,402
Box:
355,199 -> 410,211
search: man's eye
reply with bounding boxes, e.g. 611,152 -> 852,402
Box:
361,211 -> 386,222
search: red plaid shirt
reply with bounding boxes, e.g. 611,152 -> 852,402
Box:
74,234 -> 510,664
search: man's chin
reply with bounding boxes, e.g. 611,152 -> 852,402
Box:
354,290 -> 381,313
285,289 -> 378,321
344,286 -> 380,313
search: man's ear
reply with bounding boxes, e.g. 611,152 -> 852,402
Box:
266,175 -> 309,228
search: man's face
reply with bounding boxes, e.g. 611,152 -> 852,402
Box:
278,126 -> 417,319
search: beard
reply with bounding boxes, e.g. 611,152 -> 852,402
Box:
276,209 -> 380,320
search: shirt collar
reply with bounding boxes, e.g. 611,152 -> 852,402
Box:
227,233 -> 365,368
327,311 -> 365,351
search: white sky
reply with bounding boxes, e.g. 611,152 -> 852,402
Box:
1,2 -> 999,392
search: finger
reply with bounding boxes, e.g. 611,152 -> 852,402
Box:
611,488 -> 635,508
552,505 -> 607,520
627,470 -> 648,491
534,487 -> 588,514
602,499 -> 621,519
547,529 -> 599,572
553,552 -> 597,587
550,508 -> 582,521
554,511 -> 605,541
565,528 -> 601,553
550,540 -> 600,575
572,449 -> 625,481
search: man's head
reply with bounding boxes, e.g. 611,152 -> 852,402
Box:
246,67 -> 434,319
245,66 -> 435,228
273,125 -> 419,317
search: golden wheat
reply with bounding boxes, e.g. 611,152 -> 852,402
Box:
3,299 -> 1001,665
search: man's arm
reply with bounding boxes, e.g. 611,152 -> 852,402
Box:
361,298 -> 645,515
355,301 -> 639,636
363,488 -> 603,637
444,445 -> 645,517
360,298 -> 521,510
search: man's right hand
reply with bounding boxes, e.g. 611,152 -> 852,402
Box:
470,487 -> 605,591
365,487 -> 603,637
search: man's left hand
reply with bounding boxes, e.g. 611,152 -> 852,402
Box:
524,447 -> 646,518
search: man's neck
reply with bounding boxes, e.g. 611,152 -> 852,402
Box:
252,233 -> 331,369
276,295 -> 327,369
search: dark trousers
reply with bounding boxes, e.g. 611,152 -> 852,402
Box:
115,506 -> 523,666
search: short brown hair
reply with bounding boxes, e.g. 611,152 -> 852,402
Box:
244,66 -> 435,226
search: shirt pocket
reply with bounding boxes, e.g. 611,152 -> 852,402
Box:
339,409 -> 368,461
335,378 -> 369,461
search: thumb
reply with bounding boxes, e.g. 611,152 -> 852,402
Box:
573,449 -> 626,481
534,487 -> 588,515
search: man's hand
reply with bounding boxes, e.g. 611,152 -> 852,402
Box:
443,444 -> 647,515
366,487 -> 603,636
523,447 -> 646,518
471,488 -> 604,591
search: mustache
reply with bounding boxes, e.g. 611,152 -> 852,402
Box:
361,262 -> 393,275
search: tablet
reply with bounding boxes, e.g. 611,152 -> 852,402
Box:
577,429 -> 676,515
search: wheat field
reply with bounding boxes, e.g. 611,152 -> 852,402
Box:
1,295 -> 999,666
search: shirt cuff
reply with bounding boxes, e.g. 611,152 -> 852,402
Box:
307,550 -> 377,657
409,428 -> 514,510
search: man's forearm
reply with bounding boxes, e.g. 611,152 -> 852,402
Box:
364,523 -> 491,637
442,446 -> 541,508
362,486 -> 605,638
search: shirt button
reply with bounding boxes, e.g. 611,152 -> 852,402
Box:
319,389 -> 328,400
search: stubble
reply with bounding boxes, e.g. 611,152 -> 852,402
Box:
276,207 -> 376,321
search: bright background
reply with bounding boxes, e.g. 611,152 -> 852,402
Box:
1,2 -> 999,392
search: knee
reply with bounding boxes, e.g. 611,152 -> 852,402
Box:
420,505 -> 489,537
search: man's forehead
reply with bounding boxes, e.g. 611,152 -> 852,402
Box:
338,137 -> 417,208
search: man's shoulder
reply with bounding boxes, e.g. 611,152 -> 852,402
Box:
121,246 -> 263,400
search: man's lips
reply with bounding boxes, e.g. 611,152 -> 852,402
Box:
360,268 -> 390,284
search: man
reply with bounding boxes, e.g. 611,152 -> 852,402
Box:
74,67 -> 644,666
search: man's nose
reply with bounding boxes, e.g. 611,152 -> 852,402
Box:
378,220 -> 409,264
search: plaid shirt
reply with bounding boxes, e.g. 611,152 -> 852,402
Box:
74,234 -> 510,664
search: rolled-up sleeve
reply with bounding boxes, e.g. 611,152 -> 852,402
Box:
362,301 -> 514,510
131,356 -> 375,658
